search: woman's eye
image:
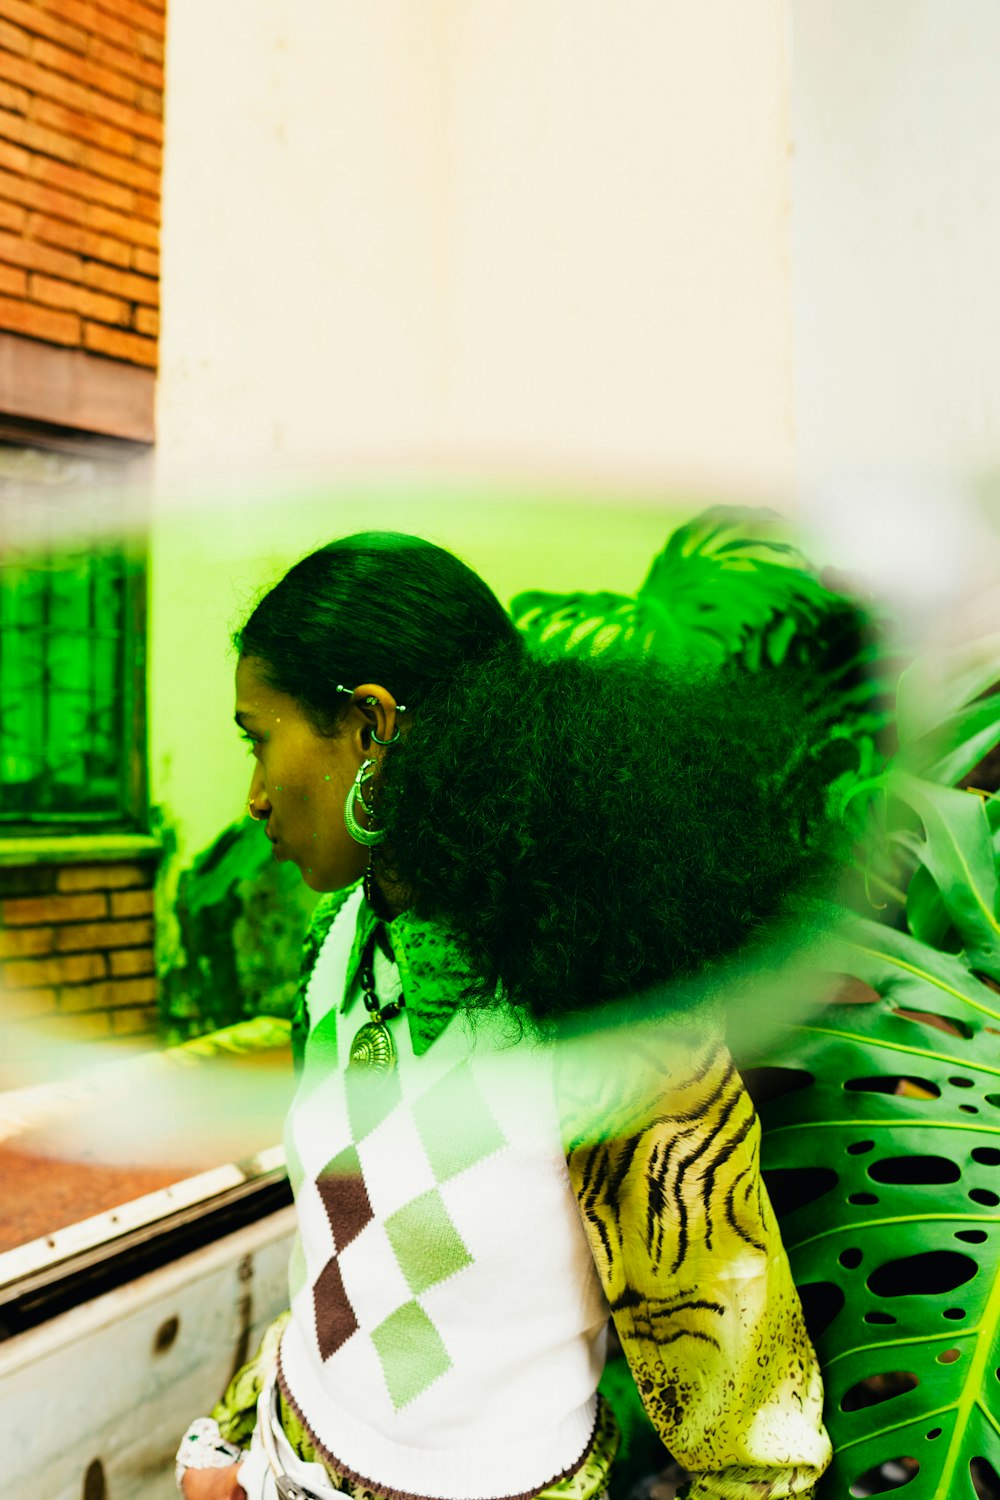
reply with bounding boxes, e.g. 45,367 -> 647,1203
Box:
239,733 -> 259,754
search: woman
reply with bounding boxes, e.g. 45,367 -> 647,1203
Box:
177,531 -> 838,1500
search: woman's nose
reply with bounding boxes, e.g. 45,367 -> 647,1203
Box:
247,766 -> 271,820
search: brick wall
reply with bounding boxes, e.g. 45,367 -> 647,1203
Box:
0,859 -> 159,1047
0,0 -> 164,371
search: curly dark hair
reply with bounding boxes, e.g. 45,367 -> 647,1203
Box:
235,531 -> 851,1022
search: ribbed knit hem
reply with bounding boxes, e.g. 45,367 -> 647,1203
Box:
277,1350 -> 600,1500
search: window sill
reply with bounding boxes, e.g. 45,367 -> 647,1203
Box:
0,834 -> 163,868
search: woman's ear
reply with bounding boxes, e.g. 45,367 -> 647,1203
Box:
350,683 -> 402,756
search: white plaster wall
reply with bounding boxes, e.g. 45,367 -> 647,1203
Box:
150,0 -> 799,878
155,0 -> 795,494
789,0 -> 1000,629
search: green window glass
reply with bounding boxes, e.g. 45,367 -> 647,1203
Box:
0,443 -> 147,830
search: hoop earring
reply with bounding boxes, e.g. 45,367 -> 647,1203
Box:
344,759 -> 387,846
371,726 -> 400,746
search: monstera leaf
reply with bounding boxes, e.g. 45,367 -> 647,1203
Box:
755,920 -> 1000,1499
752,642 -> 1000,1498
896,634 -> 1000,786
511,505 -> 871,676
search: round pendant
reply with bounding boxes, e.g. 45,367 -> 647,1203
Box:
348,1020 -> 396,1075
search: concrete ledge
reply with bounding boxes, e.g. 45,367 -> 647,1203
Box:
0,332 -> 155,443
0,835 -> 162,868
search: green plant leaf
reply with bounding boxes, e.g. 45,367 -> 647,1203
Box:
889,775 -> 1000,981
511,507 -> 881,702
906,864 -> 961,953
897,696 -> 1000,787
753,916 -> 1000,1499
897,635 -> 1000,748
510,591 -> 644,660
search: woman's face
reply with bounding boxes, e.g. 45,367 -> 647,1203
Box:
234,655 -> 371,892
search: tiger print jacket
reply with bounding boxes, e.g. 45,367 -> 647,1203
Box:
277,883 -> 832,1500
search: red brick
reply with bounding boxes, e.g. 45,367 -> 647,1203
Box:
27,211 -> 131,267
58,978 -> 109,1010
109,946 -> 154,977
0,79 -> 29,114
0,198 -> 25,234
0,137 -> 30,176
0,294 -> 80,345
3,891 -> 108,926
109,888 -> 154,918
31,37 -> 137,106
83,318 -> 156,366
131,244 -> 157,276
0,167 -> 86,225
0,19 -> 31,57
4,951 -> 107,987
40,0 -> 138,52
56,863 -> 152,893
0,246 -> 23,283
134,85 -> 161,116
0,224 -> 81,278
110,1003 -> 158,1034
81,259 -> 157,305
0,50 -> 162,144
133,305 -> 157,337
105,975 -> 157,1006
55,917 -> 153,951
136,30 -> 163,64
133,137 -> 160,170
2,986 -> 58,1018
30,149 -> 135,214
83,199 -> 157,248
134,191 -> 158,223
2,0 -> 88,54
30,271 -> 129,324
65,1010 -> 113,1037
89,36 -> 163,90
0,868 -> 57,899
11,113 -> 160,195
88,147 -> 157,195
93,0 -> 165,36
31,95 -> 134,157
0,925 -> 55,959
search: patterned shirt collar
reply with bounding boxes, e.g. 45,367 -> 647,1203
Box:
338,880 -> 471,1056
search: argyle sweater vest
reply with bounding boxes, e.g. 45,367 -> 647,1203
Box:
278,887 -> 610,1500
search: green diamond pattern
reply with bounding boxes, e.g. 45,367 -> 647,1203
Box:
299,1007 -> 339,1101
371,1300 -> 451,1409
345,1052 -> 403,1141
384,1188 -> 472,1294
411,1061 -> 506,1182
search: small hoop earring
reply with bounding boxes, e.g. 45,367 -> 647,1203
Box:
344,759 -> 386,846
371,725 -> 400,746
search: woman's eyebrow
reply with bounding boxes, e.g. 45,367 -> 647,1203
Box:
234,710 -> 257,727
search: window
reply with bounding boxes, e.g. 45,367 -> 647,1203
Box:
0,438 -> 147,832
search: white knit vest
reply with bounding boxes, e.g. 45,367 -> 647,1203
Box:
279,887 -> 610,1500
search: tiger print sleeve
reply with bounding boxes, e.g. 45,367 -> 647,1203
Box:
556,1020 -> 832,1500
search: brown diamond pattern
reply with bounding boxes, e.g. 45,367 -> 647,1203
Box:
313,1255 -> 360,1361
316,1143 -> 374,1251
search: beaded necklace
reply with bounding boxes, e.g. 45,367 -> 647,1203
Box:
347,923 -> 405,1075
